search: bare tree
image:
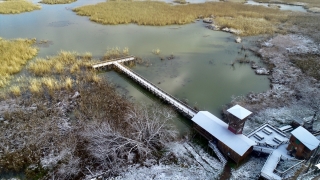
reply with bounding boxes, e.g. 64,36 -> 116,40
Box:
82,104 -> 177,176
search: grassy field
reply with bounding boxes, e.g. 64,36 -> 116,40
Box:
0,37 -> 38,87
74,1 -> 288,36
0,0 -> 41,14
40,0 -> 77,5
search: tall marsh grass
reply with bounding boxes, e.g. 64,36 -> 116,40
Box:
27,51 -> 89,76
103,47 -> 130,60
40,0 -> 76,4
9,86 -> 21,96
74,1 -> 288,35
0,0 -> 41,14
0,37 -> 38,87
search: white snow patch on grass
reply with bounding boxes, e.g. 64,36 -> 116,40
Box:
112,142 -> 223,180
230,156 -> 267,180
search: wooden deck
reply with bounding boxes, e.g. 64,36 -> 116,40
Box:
92,57 -> 198,118
91,56 -> 135,69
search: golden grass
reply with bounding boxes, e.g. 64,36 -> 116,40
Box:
41,77 -> 59,90
9,85 -> 21,96
27,51 -> 85,76
103,47 -> 130,60
0,37 -> 38,87
64,77 -> 73,90
29,79 -> 43,94
27,58 -> 53,76
73,1 -> 288,36
152,48 -> 161,55
40,0 -> 76,4
82,52 -> 92,60
0,0 -> 41,14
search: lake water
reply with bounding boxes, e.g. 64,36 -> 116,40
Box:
246,0 -> 307,12
0,0 -> 270,133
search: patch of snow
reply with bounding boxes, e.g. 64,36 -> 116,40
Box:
230,156 -> 267,180
111,142 -> 223,180
193,111 -> 256,156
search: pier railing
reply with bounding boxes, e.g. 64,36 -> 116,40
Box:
113,62 -> 198,118
92,56 -> 135,69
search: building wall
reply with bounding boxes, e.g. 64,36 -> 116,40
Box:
193,124 -> 215,141
287,136 -> 313,159
194,123 -> 252,164
217,141 -> 251,164
227,114 -> 245,134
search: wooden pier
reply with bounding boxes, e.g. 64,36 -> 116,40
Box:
92,57 -> 198,118
91,56 -> 135,69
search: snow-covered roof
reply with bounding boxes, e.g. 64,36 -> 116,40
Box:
227,104 -> 252,120
247,124 -> 288,148
291,126 -> 320,151
192,111 -> 256,156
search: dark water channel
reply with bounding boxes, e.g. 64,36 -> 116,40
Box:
0,0 -> 270,134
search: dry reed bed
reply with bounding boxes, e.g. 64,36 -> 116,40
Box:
73,1 -> 288,36
40,0 -> 77,5
24,51 -> 96,95
4,48 -> 129,97
0,0 -> 41,14
0,37 -> 38,87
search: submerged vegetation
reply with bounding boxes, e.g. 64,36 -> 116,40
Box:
40,0 -> 77,5
0,0 -> 41,14
74,1 -> 287,36
103,47 -> 129,60
0,37 -> 38,87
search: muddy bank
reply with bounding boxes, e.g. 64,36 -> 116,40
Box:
224,33 -> 320,134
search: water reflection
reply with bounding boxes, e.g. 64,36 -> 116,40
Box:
0,0 -> 269,129
246,0 -> 307,12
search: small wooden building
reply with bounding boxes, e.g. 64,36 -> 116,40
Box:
192,106 -> 256,164
226,104 -> 252,134
287,126 -> 320,159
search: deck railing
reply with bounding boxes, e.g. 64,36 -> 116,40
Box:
113,62 -> 198,117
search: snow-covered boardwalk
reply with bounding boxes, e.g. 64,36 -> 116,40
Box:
92,57 -> 198,118
261,151 -> 282,180
247,124 -> 301,180
113,62 -> 198,118
91,56 -> 135,69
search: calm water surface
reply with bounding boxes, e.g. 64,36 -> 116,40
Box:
246,0 -> 307,12
0,0 -> 270,133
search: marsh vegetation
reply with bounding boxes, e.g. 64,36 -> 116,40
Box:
40,0 -> 77,5
73,1 -> 288,36
0,37 -> 38,88
0,49 -> 177,179
0,0 -> 41,14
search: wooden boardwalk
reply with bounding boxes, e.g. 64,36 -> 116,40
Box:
91,56 -> 135,69
92,57 -> 198,118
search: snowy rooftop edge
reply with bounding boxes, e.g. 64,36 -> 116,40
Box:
192,111 -> 256,156
291,126 -> 320,151
227,104 -> 252,120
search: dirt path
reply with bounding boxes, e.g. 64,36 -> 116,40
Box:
219,165 -> 231,180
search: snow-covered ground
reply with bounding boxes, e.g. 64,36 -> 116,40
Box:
107,142 -> 224,180
230,155 -> 267,180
